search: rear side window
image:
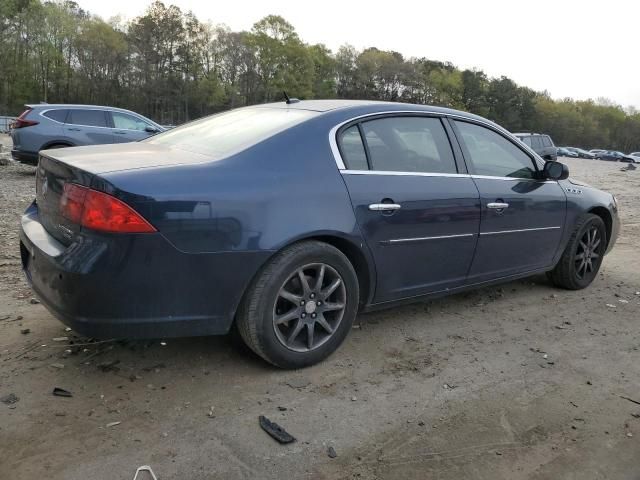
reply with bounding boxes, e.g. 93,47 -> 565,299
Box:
455,121 -> 537,179
148,107 -> 317,157
358,116 -> 457,174
519,136 -> 532,147
542,136 -> 552,147
530,136 -> 543,149
43,109 -> 68,123
112,111 -> 151,131
68,109 -> 108,128
339,125 -> 368,170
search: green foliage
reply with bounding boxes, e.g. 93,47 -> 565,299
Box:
1,0 -> 639,151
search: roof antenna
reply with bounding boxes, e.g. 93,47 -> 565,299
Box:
283,91 -> 300,104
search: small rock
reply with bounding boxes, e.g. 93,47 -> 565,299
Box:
277,406 -> 287,411
586,380 -> 592,386
605,304 -> 616,308
418,421 -> 425,426
285,378 -> 310,389
351,396 -> 357,401
1,393 -> 19,405
160,342 -> 167,346
327,446 -> 338,458
543,354 -> 548,359
207,406 -> 215,418
619,299 -> 629,304
30,298 -> 40,304
106,421 -> 121,428
20,328 -> 30,335
626,432 -> 633,438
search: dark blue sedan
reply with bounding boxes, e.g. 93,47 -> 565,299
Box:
19,100 -> 620,368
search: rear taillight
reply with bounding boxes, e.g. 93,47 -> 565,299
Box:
12,108 -> 39,129
60,184 -> 156,233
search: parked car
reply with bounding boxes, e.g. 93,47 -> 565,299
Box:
565,147 -> 596,159
629,151 -> 640,157
557,147 -> 579,158
589,149 -> 606,156
513,133 -> 557,161
10,104 -> 165,165
597,150 -> 635,162
19,100 -> 619,368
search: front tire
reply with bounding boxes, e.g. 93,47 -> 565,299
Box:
236,241 -> 359,368
547,214 -> 606,290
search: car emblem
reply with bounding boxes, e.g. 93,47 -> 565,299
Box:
41,177 -> 48,198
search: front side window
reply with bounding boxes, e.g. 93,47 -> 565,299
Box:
339,125 -> 368,170
520,136 -> 532,147
358,116 -> 457,174
68,109 -> 107,128
455,121 -> 537,179
542,136 -> 553,147
531,136 -> 543,149
112,112 -> 151,131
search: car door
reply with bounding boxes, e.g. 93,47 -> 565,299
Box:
63,109 -> 114,145
338,115 -> 481,303
109,111 -> 157,143
450,119 -> 566,283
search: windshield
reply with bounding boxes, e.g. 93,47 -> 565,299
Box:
146,107 -> 318,156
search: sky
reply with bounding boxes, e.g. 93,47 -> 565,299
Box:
79,0 -> 639,108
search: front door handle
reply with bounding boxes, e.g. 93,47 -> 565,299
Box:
369,203 -> 401,212
487,202 -> 509,209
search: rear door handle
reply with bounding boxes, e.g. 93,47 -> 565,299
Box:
369,203 -> 401,212
487,202 -> 509,209
114,131 -> 127,135
67,127 -> 81,131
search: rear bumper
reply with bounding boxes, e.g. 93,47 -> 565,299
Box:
11,148 -> 38,165
19,201 -> 270,339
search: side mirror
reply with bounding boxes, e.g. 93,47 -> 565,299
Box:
543,160 -> 569,180
145,126 -> 159,133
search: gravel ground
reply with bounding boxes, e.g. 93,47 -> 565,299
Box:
1,136 -> 639,479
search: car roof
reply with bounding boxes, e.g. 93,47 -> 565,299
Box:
512,132 -> 547,137
253,99 -> 496,124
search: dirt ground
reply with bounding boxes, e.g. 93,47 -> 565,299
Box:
1,134 -> 639,480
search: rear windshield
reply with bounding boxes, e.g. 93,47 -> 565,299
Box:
146,107 -> 317,156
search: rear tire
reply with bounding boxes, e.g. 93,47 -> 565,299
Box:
236,241 -> 359,369
547,214 -> 606,290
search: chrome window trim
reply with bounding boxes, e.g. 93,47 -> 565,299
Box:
329,110 -> 545,174
480,226 -> 561,236
381,233 -> 476,245
39,108 -> 69,125
341,169 -> 556,183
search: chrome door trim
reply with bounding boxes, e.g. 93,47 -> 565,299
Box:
480,226 -> 561,236
381,233 -> 476,245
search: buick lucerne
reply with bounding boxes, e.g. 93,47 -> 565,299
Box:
19,100 -> 619,368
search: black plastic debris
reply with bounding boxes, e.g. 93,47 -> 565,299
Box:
52,387 -> 72,397
327,446 -> 337,458
259,415 -> 295,444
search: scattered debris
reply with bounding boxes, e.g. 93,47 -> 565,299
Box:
443,383 -> 457,389
97,359 -> 121,372
258,415 -> 296,444
106,421 -> 121,428
619,299 -> 629,304
277,406 -> 287,411
207,406 -> 215,418
327,446 -> 338,458
631,413 -> 640,419
30,298 -> 40,304
142,363 -> 166,372
351,396 -> 357,401
133,466 -> 158,480
52,387 -> 72,397
160,342 -> 167,346
50,363 -> 65,369
605,304 -> 616,308
1,393 -> 19,405
418,421 -> 425,426
20,328 -> 30,334
52,337 -> 68,342
620,395 -> 640,406
285,378 -> 310,389
627,432 -> 633,437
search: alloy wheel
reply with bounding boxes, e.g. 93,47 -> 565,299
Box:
272,263 -> 347,352
575,226 -> 601,279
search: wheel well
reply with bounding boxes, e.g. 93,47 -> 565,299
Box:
311,235 -> 372,308
42,141 -> 72,149
589,207 -> 612,248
